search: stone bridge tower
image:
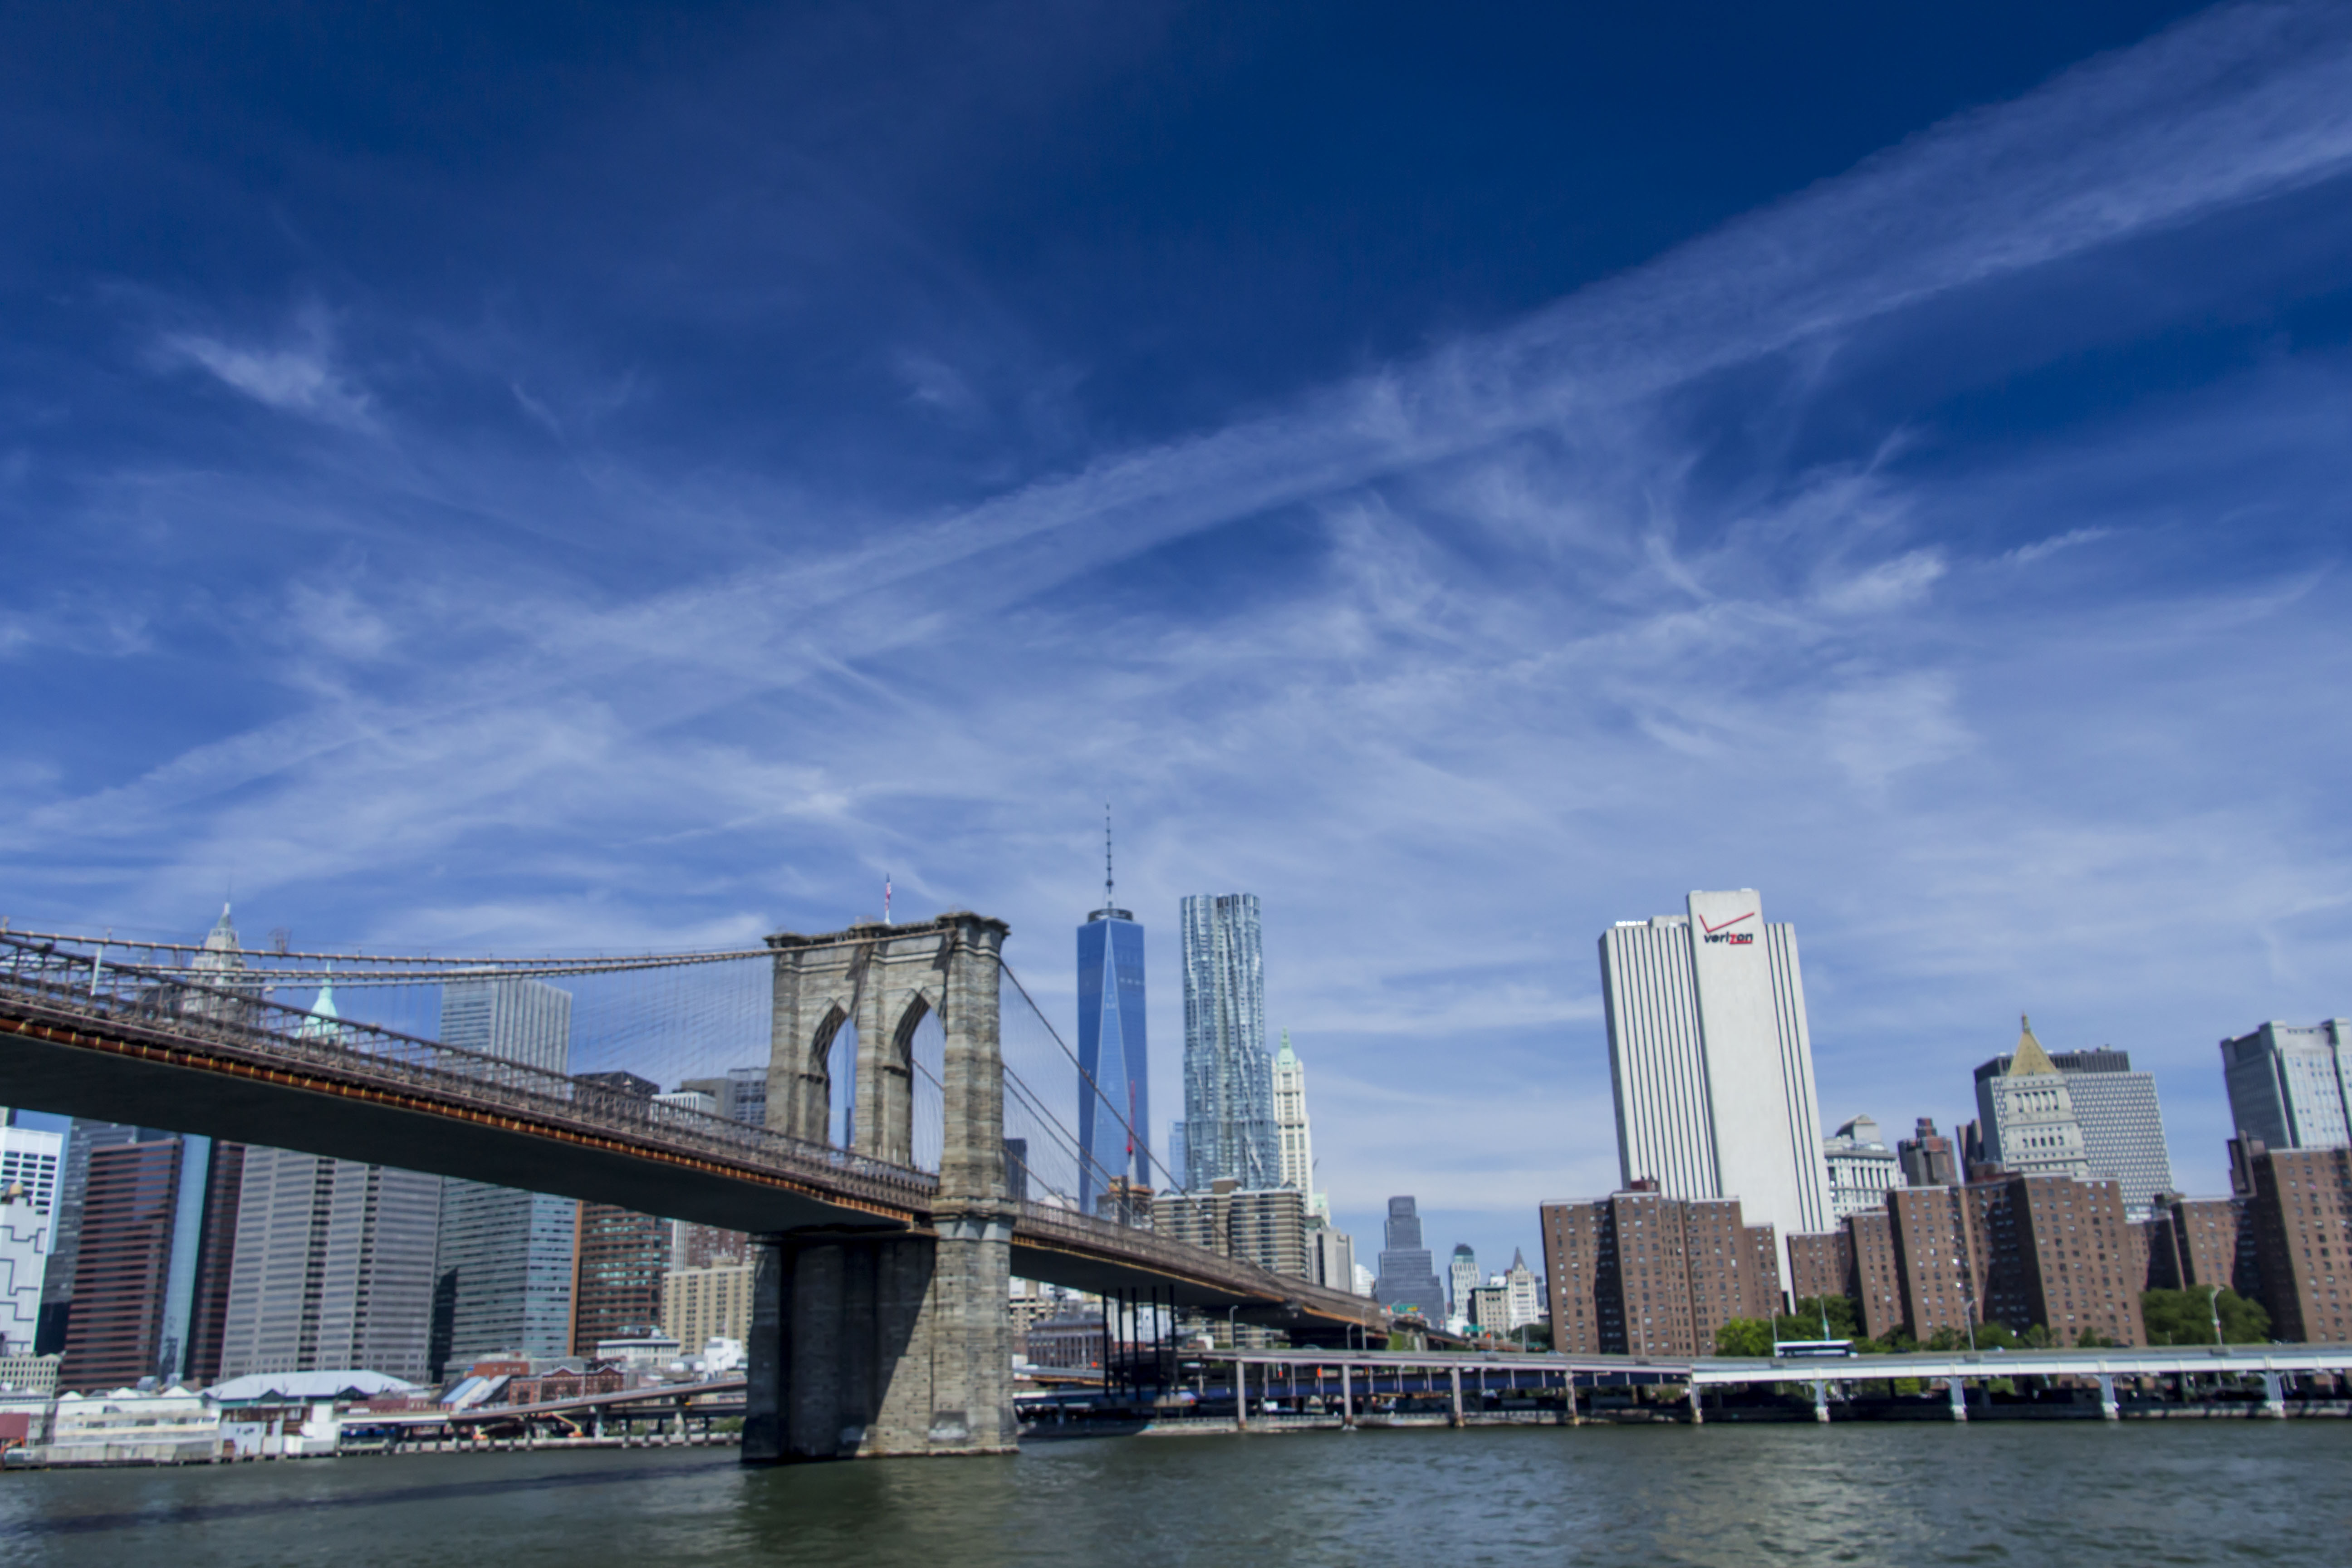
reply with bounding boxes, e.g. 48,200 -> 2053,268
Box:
743,911 -> 1016,1461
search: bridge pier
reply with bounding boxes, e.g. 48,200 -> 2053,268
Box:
740,1218 -> 1017,1461
744,913 -> 1017,1463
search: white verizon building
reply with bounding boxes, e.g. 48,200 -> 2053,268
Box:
1598,889 -> 1834,1270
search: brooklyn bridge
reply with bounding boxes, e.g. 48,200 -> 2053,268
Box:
0,913 -> 1385,1462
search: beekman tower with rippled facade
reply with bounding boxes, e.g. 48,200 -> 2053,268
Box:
1077,818 -> 1151,1215
1179,893 -> 1279,1191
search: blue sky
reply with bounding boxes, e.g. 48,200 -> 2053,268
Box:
5,1 -> 2351,1276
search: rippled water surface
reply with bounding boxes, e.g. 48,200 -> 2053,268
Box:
3,1424 -> 2344,1565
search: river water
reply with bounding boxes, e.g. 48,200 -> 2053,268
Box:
3,1424 -> 2343,1566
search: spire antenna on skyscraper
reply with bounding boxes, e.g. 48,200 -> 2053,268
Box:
1104,803 -> 1114,914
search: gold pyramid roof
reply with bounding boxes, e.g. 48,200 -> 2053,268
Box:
2007,1014 -> 2059,1076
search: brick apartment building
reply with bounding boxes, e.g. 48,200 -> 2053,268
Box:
1784,1170 -> 2146,1347
1540,1186 -> 1780,1356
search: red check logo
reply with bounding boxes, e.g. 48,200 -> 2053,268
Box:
1700,910 -> 1755,934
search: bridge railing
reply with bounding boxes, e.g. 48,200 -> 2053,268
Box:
0,932 -> 940,1210
1014,1197 -> 1381,1319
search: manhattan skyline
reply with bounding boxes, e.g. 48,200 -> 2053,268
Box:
4,3 -> 2351,1272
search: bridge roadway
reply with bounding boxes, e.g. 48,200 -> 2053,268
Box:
0,939 -> 1382,1338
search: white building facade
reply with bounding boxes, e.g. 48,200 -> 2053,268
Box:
1975,1038 -> 2174,1219
1307,1227 -> 1357,1296
1822,1114 -> 1905,1221
0,1122 -> 63,1220
1,1176 -> 53,1356
0,1122 -> 61,1356
1501,1249 -> 1541,1331
1974,1019 -> 2092,1182
1599,889 -> 1835,1266
1269,1031 -> 1327,1219
1448,1245 -> 1479,1321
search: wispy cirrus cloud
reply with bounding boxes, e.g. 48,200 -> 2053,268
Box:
156,304 -> 372,428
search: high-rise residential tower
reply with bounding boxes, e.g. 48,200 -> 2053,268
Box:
1598,889 -> 1834,1267
1975,1035 -> 2173,1218
430,977 -> 577,1375
1179,894 -> 1278,1191
1971,1018 -> 2093,1184
2221,1020 -> 2352,1150
1372,1196 -> 1446,1319
1078,821 -> 1150,1211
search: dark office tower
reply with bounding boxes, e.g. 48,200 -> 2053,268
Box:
1898,1118 -> 1960,1188
1372,1196 -> 1447,1320
175,1140 -> 244,1388
1078,821 -> 1151,1210
1180,893 -> 1278,1191
58,1140 -> 177,1392
58,1135 -> 243,1392
565,1075 -> 668,1353
573,1204 -> 669,1354
39,1120 -> 162,1354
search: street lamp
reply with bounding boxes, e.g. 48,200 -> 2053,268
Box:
2207,1284 -> 2225,1348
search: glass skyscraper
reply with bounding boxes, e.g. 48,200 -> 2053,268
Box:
2223,1020 -> 2352,1150
1078,897 -> 1150,1214
1179,893 -> 1278,1191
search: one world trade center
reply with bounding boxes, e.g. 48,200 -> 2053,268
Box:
1078,815 -> 1150,1215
